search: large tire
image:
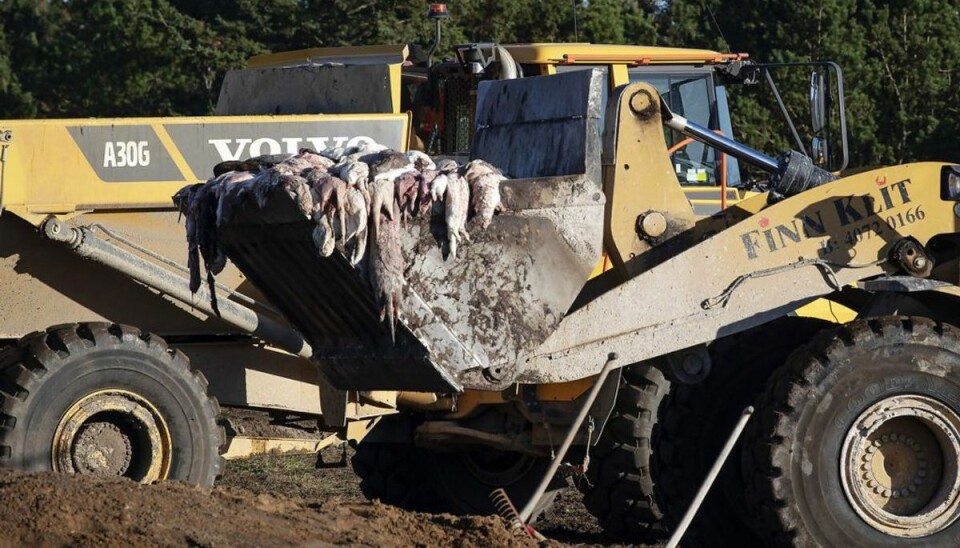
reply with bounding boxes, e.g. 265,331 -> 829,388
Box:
577,363 -> 670,541
655,317 -> 830,546
0,323 -> 223,487
745,317 -> 960,546
353,425 -> 561,520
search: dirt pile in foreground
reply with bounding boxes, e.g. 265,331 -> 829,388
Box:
0,470 -> 533,547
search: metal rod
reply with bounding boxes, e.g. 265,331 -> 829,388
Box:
0,142 -> 8,217
41,218 -> 313,359
427,18 -> 442,68
87,222 -> 276,314
572,0 -> 579,42
763,68 -> 807,156
827,61 -> 849,172
665,406 -> 755,548
519,352 -> 619,523
752,61 -> 850,172
661,105 -> 779,173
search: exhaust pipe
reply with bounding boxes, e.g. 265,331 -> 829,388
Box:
426,4 -> 450,68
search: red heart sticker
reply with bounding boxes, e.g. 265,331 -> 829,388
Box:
875,176 -> 887,187
759,217 -> 770,228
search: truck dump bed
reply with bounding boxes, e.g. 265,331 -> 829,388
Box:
216,70 -> 605,392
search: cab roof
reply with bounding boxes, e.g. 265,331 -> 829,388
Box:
501,43 -> 747,66
247,43 -> 746,70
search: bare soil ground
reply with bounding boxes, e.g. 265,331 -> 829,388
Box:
0,447 -> 638,547
0,460 -> 533,548
0,406 -> 644,547
215,408 -> 634,545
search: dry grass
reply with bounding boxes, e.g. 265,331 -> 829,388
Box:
220,445 -> 363,503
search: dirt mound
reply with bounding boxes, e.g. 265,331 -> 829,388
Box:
0,470 -> 534,548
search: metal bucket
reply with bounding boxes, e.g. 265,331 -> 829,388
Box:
217,69 -> 605,392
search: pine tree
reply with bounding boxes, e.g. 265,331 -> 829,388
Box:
0,17 -> 35,118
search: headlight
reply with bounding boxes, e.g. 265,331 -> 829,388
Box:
943,165 -> 960,200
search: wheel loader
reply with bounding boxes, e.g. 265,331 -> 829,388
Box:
2,38 -> 959,547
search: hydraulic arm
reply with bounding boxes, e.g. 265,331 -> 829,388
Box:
521,82 -> 954,383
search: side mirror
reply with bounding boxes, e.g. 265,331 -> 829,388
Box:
810,71 -> 826,133
755,61 -> 848,172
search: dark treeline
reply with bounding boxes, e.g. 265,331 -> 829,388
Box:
0,0 -> 957,165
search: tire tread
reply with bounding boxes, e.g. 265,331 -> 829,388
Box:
743,317 -> 958,546
0,322 -> 223,487
578,362 -> 670,541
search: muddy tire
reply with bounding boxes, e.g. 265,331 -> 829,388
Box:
0,323 -> 223,487
577,363 -> 670,541
353,440 -> 560,520
655,317 -> 829,546
745,317 -> 960,546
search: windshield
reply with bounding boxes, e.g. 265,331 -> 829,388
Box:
629,70 -> 742,187
524,65 -> 743,188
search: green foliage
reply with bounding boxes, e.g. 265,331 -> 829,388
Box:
0,0 -> 956,163
658,0 -> 960,165
578,0 -> 658,44
855,0 -> 960,163
1,0 -> 257,116
0,16 -> 34,117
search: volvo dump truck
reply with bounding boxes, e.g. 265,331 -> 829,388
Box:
1,44 -> 955,548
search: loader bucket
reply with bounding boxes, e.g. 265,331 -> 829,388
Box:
217,69 -> 605,392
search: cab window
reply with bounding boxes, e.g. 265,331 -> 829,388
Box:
629,70 -> 742,187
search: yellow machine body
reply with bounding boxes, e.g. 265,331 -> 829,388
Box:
3,41 -> 956,544
0,114 -> 409,223
0,112 -> 410,416
0,44 -> 876,422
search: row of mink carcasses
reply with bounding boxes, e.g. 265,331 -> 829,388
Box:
174,143 -> 507,341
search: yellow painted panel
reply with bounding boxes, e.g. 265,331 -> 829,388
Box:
503,43 -> 739,65
536,377 -> 595,401
389,63 -> 402,113
0,113 -> 411,223
609,64 -> 629,88
795,299 -> 857,324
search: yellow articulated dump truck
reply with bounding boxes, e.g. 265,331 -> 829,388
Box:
2,39 -> 958,547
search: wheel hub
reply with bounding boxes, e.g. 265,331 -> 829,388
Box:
841,395 -> 960,537
72,421 -> 133,476
461,450 -> 536,487
53,390 -> 171,482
